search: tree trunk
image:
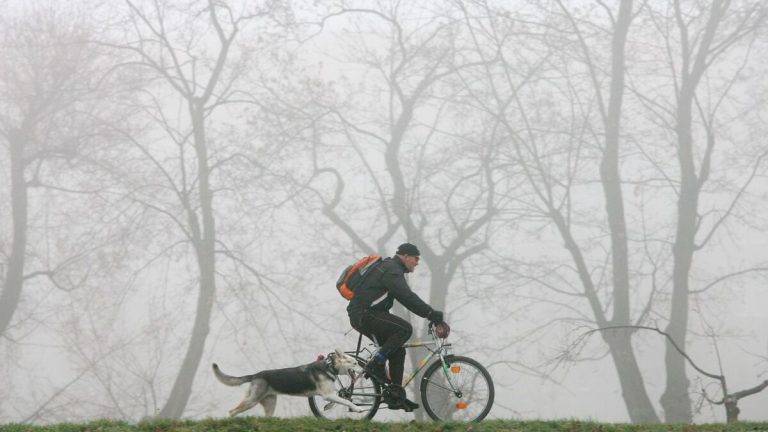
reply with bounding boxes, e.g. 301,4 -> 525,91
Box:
600,0 -> 633,327
399,302 -> 426,421
661,2 -> 730,420
158,102 -> 217,419
426,262 -> 448,315
724,399 -> 739,423
552,212 -> 660,423
0,128 -> 29,337
598,1 -> 660,423
405,264 -> 449,420
661,90 -> 697,423
604,332 -> 660,423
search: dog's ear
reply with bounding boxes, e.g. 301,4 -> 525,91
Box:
334,348 -> 344,357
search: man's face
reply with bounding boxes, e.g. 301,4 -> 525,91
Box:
402,254 -> 420,273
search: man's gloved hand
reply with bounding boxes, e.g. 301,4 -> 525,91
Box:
434,321 -> 451,339
428,310 -> 443,324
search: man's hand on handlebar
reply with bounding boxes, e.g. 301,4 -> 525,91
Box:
428,310 -> 443,324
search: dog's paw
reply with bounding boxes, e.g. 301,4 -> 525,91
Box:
352,405 -> 367,413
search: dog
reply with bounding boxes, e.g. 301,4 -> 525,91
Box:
212,349 -> 367,417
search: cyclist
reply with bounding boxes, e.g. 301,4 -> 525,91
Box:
347,242 -> 445,411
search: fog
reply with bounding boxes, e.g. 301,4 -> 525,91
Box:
1,0 -> 767,425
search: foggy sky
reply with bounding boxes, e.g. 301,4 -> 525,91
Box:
1,0 -> 767,425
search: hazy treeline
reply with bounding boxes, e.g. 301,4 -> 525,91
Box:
1,0 -> 767,425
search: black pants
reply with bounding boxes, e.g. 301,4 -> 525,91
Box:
349,310 -> 412,386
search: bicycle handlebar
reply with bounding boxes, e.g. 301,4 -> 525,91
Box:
427,321 -> 437,336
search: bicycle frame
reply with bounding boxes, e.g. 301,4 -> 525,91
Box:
401,336 -> 451,387
344,328 -> 460,397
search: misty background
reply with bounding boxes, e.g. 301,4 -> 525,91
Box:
1,0 -> 767,425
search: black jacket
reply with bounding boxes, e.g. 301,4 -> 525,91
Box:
347,256 -> 434,319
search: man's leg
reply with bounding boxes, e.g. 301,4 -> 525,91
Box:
351,313 -> 388,384
356,311 -> 411,385
387,346 -> 406,386
363,311 -> 412,357
382,345 -> 419,411
360,313 -> 419,411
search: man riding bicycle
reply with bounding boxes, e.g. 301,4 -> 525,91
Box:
347,243 -> 445,411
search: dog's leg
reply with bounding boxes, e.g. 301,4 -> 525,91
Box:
322,394 -> 368,413
229,380 -> 268,417
229,399 -> 257,418
260,394 -> 277,417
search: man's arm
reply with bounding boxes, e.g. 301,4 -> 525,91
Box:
383,270 -> 434,318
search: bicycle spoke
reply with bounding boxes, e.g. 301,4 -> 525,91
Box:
422,378 -> 458,393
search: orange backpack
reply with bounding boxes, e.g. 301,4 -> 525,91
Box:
336,255 -> 382,300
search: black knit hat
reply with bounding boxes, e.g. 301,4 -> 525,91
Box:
396,243 -> 420,256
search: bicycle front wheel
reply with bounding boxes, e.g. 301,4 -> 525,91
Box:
420,355 -> 494,422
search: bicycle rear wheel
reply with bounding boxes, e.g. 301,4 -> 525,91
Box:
420,355 -> 494,422
308,362 -> 381,420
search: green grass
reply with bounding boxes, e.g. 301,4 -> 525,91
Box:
1,418 -> 767,432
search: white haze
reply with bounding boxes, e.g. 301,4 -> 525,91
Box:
1,0 -> 767,425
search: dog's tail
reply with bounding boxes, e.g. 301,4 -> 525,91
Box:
212,363 -> 252,386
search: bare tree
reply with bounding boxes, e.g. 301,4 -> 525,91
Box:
454,0 -> 663,422
0,3 -> 149,422
552,0 -> 661,422
0,4 -> 119,339
635,0 -> 768,421
102,0 -> 288,419
316,3 -> 499,315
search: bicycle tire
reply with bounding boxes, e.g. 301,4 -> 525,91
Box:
308,356 -> 382,420
420,355 -> 494,422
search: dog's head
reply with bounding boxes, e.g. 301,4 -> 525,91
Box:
327,348 -> 361,375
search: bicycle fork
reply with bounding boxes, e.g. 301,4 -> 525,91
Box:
438,353 -> 463,398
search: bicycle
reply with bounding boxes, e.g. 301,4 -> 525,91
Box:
308,322 -> 494,422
